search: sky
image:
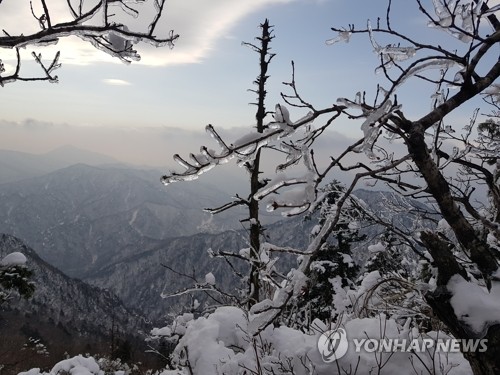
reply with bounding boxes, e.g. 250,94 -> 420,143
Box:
0,0 -> 498,168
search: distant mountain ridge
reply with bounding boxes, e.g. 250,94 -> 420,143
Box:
0,163 -> 260,278
0,153 -> 437,327
0,145 -> 119,185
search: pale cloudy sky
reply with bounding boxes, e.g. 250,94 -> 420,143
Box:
0,0 -> 498,167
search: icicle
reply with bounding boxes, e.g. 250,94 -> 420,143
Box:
456,4 -> 474,42
325,30 -> 352,45
452,69 -> 465,86
277,143 -> 302,171
189,153 -> 208,167
429,1 -> 478,43
431,90 -> 445,109
357,100 -> 394,159
397,59 -> 459,89
232,131 -> 264,149
367,20 -> 381,52
115,1 -> 140,18
379,46 -> 416,61
354,91 -> 362,104
474,0 -> 484,15
153,0 -> 161,13
336,97 -> 362,110
368,19 -> 416,65
205,124 -> 228,152
173,154 -> 194,171
429,0 -> 453,27
274,104 -> 291,124
108,25 -> 132,51
302,146 -> 315,172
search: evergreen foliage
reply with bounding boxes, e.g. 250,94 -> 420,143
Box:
0,264 -> 34,304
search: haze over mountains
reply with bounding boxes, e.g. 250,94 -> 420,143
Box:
0,146 -> 314,319
0,163 -> 244,277
0,146 -> 298,317
0,146 -> 274,275
0,146 -> 247,367
0,146 -> 119,185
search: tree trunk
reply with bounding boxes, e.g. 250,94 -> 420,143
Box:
247,19 -> 273,307
426,289 -> 500,375
405,125 -> 500,374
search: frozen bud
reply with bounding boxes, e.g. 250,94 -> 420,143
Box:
1,252 -> 27,266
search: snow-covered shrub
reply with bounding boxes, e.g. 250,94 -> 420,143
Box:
18,354 -> 143,375
152,306 -> 472,375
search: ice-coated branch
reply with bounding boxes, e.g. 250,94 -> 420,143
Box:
160,263 -> 241,307
0,0 -> 178,85
329,0 -> 499,111
0,47 -> 60,86
161,103 -> 344,186
260,242 -> 312,256
247,151 -> 428,335
248,178 -> 362,335
203,195 -> 249,215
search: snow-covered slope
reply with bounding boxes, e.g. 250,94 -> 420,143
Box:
0,234 -> 146,372
0,233 -> 143,333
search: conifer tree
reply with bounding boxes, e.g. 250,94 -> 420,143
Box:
0,263 -> 34,305
296,182 -> 365,325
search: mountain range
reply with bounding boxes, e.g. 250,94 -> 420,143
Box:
0,161 -> 260,278
0,145 -> 119,185
0,145 -> 437,371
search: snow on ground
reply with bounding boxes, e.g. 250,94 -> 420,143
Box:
19,356 -> 101,375
205,272 -> 216,285
151,306 -> 471,375
448,275 -> 500,335
0,251 -> 27,266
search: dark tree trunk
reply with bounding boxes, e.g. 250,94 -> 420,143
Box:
247,19 -> 274,307
426,289 -> 500,375
404,124 -> 500,375
406,127 -> 498,278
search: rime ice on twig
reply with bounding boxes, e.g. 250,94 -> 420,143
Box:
368,20 -> 416,64
428,0 -> 481,42
325,30 -> 352,45
162,104 -> 325,186
0,0 -> 179,85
